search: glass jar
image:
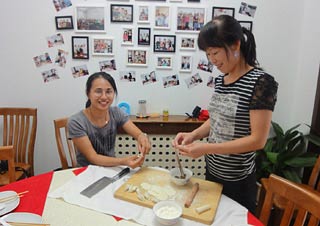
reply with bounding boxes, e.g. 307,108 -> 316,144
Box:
137,100 -> 147,118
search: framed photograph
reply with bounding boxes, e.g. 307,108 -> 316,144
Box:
156,56 -> 172,69
180,36 -> 196,50
72,36 -> 89,59
127,49 -> 148,66
154,6 -> 170,30
121,27 -> 134,45
138,27 -> 151,45
238,20 -> 253,32
154,35 -> 176,53
55,16 -> 73,30
137,5 -> 150,24
75,6 -> 106,33
92,37 -> 114,56
110,4 -> 133,22
212,7 -> 235,19
180,55 -> 192,72
176,7 -> 206,33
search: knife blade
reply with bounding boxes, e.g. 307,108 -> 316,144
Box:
80,167 -> 130,198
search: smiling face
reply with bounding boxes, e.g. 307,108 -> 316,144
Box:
87,77 -> 115,111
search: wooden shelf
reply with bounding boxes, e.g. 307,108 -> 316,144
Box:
119,115 -> 205,134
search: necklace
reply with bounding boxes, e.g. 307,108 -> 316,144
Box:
88,108 -> 108,125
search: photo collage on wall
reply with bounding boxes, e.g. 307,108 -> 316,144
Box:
33,0 -> 256,87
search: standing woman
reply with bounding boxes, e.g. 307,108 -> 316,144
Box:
172,15 -> 278,213
68,72 -> 151,168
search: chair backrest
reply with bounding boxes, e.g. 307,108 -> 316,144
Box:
259,174 -> 320,226
54,117 -> 77,169
0,145 -> 16,184
0,108 -> 37,176
308,154 -> 320,191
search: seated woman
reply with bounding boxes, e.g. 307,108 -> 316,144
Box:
68,72 -> 151,168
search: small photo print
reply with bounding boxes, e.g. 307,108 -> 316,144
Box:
138,5 -> 149,23
163,74 -> 179,88
92,38 -> 114,56
141,71 -> 157,85
185,73 -> 203,89
55,49 -> 68,68
180,55 -> 192,72
71,65 -> 89,78
127,49 -> 147,66
99,59 -> 117,72
122,27 -> 133,45
197,58 -> 213,73
47,33 -> 64,48
212,7 -> 235,18
33,53 -> 52,68
207,75 -> 215,88
119,71 -> 136,82
180,37 -> 196,50
154,6 -> 170,29
55,16 -> 73,30
41,69 -> 60,83
156,56 -> 172,69
53,0 -> 72,12
239,2 -> 257,18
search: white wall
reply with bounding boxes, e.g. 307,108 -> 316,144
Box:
0,0 -> 319,174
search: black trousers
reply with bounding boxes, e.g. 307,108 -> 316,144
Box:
205,169 -> 257,214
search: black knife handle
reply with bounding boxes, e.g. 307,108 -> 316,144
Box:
113,167 -> 130,180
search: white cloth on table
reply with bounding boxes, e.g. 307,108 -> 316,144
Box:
49,165 -> 248,226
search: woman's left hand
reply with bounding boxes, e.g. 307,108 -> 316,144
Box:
175,142 -> 206,159
137,133 -> 151,155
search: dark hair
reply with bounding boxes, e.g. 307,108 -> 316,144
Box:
85,72 -> 118,108
198,15 -> 258,67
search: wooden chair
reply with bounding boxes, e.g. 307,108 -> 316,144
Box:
0,108 -> 37,183
0,146 -> 18,184
259,174 -> 320,226
54,117 -> 77,169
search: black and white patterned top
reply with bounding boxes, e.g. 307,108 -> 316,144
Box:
68,106 -> 129,166
206,68 -> 278,181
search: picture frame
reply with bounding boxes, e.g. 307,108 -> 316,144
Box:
238,20 -> 253,32
121,27 -> 134,45
176,7 -> 206,33
138,27 -> 151,45
180,36 -> 196,50
137,5 -> 150,24
180,55 -> 192,72
154,35 -> 176,53
110,4 -> 133,23
75,6 -> 106,33
127,49 -> 148,66
212,7 -> 235,19
154,6 -> 170,30
156,56 -> 172,69
92,37 -> 114,56
55,16 -> 74,30
72,36 -> 89,59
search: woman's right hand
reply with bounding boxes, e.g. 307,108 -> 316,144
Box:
123,155 -> 145,169
172,132 -> 194,147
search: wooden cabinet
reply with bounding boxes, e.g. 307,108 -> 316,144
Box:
119,115 -> 205,134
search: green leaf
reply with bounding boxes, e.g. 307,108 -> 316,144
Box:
266,152 -> 278,164
284,124 -> 301,136
306,133 -> 320,146
282,170 -> 301,183
271,121 -> 284,137
284,157 -> 317,167
264,139 -> 274,152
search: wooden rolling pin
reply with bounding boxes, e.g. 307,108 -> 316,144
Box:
184,182 -> 199,208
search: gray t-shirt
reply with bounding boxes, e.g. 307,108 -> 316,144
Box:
68,106 -> 129,166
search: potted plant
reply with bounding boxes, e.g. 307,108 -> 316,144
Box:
256,121 -> 320,183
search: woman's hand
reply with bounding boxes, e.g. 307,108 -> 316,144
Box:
175,143 -> 207,159
137,133 -> 151,156
123,155 -> 145,169
172,132 -> 194,147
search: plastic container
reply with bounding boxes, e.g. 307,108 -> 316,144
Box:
137,100 -> 147,118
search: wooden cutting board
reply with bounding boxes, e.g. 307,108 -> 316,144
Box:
114,167 -> 223,225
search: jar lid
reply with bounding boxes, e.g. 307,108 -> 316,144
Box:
139,100 -> 146,103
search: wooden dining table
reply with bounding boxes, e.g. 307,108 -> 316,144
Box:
0,167 -> 263,226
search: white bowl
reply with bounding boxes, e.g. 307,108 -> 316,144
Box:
153,200 -> 182,225
170,167 -> 193,186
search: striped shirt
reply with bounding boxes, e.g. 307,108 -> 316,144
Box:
206,68 -> 278,181
68,106 -> 129,166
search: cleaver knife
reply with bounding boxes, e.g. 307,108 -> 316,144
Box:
80,167 -> 130,198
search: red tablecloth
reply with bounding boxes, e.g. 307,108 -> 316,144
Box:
0,171 -> 53,216
0,169 -> 263,225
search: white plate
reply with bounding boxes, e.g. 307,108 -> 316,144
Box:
0,191 -> 20,216
2,212 -> 42,223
